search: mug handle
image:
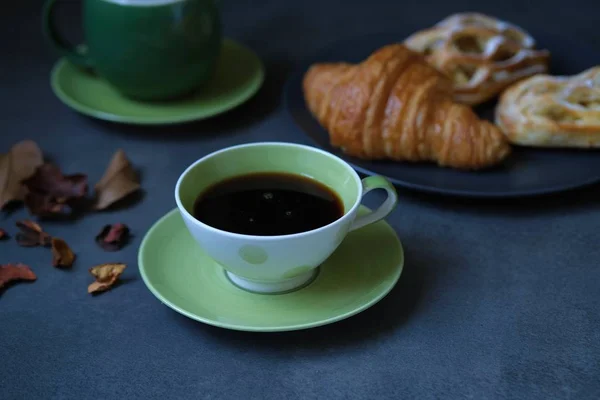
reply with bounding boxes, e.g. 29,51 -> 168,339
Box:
349,176 -> 398,232
42,0 -> 93,69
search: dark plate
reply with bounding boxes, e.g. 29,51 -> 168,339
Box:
284,31 -> 600,198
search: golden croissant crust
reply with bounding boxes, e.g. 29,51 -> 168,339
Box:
404,12 -> 550,105
302,43 -> 511,170
495,66 -> 600,148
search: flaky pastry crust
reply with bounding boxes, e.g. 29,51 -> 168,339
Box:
404,12 -> 550,105
495,66 -> 600,148
302,43 -> 511,170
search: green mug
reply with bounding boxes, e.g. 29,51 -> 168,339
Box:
43,0 -> 222,100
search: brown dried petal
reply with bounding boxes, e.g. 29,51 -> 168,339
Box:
0,228 -> 8,240
94,149 -> 140,210
0,263 -> 36,290
24,192 -> 73,217
22,163 -> 88,217
15,220 -> 52,247
95,223 -> 130,251
51,238 -> 76,268
0,140 -> 44,209
88,263 -> 126,294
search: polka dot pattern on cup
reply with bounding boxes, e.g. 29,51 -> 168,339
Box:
238,245 -> 268,265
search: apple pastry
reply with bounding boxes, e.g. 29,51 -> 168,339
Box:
404,12 -> 550,105
495,66 -> 600,148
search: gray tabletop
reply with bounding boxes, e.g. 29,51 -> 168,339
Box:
2,0 -> 600,399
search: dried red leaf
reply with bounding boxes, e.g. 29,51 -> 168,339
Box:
0,263 -> 36,290
22,163 -> 88,217
0,140 -> 44,209
88,263 -> 126,294
0,228 -> 8,240
93,149 -> 140,210
15,220 -> 52,247
51,237 -> 76,268
95,223 -> 130,251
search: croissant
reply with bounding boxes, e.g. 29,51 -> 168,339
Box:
302,43 -> 511,169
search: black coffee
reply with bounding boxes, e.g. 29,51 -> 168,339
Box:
192,172 -> 344,236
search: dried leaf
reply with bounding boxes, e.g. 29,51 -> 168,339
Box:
51,237 -> 76,268
88,263 -> 126,294
0,228 -> 8,240
95,223 -> 130,251
0,263 -> 36,290
22,163 -> 88,217
94,150 -> 140,210
15,220 -> 52,247
0,140 -> 44,209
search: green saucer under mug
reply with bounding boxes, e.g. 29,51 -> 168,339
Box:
50,38 -> 264,124
139,207 -> 404,332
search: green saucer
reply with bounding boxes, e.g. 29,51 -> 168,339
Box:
139,207 -> 404,332
50,38 -> 264,125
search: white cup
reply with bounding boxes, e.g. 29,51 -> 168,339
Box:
175,142 -> 398,294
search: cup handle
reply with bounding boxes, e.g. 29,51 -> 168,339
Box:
348,176 -> 398,232
42,0 -> 93,69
